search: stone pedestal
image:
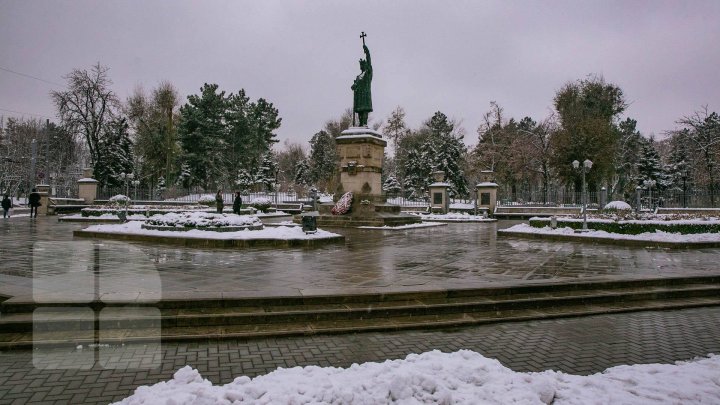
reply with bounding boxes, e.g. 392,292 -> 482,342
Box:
309,127 -> 420,227
335,127 -> 386,198
476,182 -> 498,214
77,168 -> 99,204
428,171 -> 450,214
35,184 -> 50,216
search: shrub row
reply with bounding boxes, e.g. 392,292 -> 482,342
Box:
529,218 -> 720,235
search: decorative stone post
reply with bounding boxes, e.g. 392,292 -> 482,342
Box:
476,172 -> 499,215
635,186 -> 642,213
35,184 -> 50,215
600,187 -> 607,209
77,168 -> 99,204
428,171 -> 450,214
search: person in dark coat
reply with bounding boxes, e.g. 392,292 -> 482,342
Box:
232,191 -> 243,215
215,190 -> 224,214
1,195 -> 11,218
28,189 -> 41,218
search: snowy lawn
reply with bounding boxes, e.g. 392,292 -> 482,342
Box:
113,350 -> 720,405
358,222 -> 446,230
81,221 -> 340,241
502,223 -> 720,243
60,213 -> 147,221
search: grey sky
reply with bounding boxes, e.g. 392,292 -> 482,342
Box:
1,0 -> 718,148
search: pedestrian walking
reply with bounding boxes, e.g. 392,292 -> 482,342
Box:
232,191 -> 243,215
215,190 -> 224,214
1,195 -> 11,218
28,189 -> 41,218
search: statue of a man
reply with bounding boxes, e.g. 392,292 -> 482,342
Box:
352,39 -> 372,127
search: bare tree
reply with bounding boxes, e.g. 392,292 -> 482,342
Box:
51,63 -> 119,167
675,106 -> 720,206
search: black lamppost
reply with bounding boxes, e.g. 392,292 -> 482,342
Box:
682,170 -> 688,208
119,172 -> 134,219
572,159 -> 593,232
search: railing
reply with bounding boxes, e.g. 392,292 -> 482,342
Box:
496,191 -> 600,208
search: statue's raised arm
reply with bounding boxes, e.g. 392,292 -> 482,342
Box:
352,34 -> 373,127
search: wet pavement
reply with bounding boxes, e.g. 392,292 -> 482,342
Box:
3,217 -> 720,404
2,216 -> 720,299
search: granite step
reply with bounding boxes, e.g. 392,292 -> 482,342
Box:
2,278 -> 720,349
1,294 -> 719,349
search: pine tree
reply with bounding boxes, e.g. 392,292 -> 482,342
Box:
94,117 -> 134,188
294,159 -> 311,187
178,83 -> 227,188
635,138 -> 670,191
308,130 -> 338,191
255,152 -> 278,192
382,175 -> 402,195
422,112 -> 468,197
235,169 -> 254,192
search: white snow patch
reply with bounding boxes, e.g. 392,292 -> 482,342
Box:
604,200 -> 632,211
113,350 -> 720,405
82,221 -> 340,240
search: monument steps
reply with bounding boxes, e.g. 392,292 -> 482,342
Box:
1,276 -> 720,348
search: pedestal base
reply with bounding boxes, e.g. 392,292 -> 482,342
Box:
299,199 -> 421,228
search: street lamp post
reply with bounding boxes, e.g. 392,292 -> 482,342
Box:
132,179 -> 140,201
572,159 -> 593,232
643,179 -> 656,211
119,172 -> 134,220
681,170 -> 688,208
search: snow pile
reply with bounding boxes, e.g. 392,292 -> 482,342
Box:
358,222 -> 446,230
505,223 -> 720,243
604,200 -> 632,211
108,194 -> 131,204
145,212 -> 262,228
84,221 -> 340,240
113,350 -> 720,405
196,194 -> 218,206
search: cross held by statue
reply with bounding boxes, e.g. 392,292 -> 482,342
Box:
360,31 -> 367,45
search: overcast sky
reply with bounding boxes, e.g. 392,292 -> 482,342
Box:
1,0 -> 719,148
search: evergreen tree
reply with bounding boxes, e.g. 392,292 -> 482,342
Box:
178,83 -> 227,188
308,130 -> 338,191
422,112 -> 468,197
382,175 -> 402,195
255,152 -> 278,192
235,169 -> 254,192
95,117 -> 134,187
635,138 -> 670,191
294,159 -> 311,187
666,134 -> 693,192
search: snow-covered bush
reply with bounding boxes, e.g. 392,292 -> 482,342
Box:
197,194 -> 217,206
145,212 -> 262,229
107,195 -> 131,207
250,197 -> 272,213
604,201 -> 632,212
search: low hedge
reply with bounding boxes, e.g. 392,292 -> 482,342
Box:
529,218 -> 720,235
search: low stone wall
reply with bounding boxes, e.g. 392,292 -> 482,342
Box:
73,229 -> 345,248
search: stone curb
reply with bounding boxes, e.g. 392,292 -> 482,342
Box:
72,230 -> 345,248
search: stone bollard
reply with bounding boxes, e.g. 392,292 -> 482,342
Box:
36,184 -> 50,215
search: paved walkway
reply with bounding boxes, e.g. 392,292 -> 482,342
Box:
3,217 -> 720,300
1,306 -> 719,404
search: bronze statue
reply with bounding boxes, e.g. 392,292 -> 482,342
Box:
352,32 -> 372,127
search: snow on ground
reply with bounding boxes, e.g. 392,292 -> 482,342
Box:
358,222 -> 446,230
410,212 -> 496,222
61,213 -> 147,220
504,223 -> 720,243
82,221 -> 340,240
146,212 -> 262,228
113,350 -> 720,405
